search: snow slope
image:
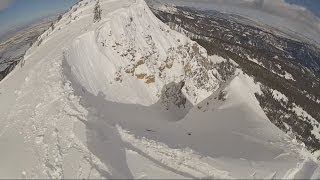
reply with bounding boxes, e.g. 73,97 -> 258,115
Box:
0,0 -> 319,178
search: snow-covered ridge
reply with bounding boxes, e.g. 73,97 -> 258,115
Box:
64,0 -> 221,106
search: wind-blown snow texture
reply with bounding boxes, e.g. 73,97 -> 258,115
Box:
0,0 -> 319,178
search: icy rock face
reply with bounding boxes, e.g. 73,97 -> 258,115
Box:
160,81 -> 187,109
66,0 -> 220,106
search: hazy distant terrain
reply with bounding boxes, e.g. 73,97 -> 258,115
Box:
158,0 -> 320,46
0,18 -> 53,80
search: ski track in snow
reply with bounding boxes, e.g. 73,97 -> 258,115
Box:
0,6 -> 113,178
0,0 -> 319,179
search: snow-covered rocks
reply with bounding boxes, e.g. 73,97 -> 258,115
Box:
65,0 -> 220,106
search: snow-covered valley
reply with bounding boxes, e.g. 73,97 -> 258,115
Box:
0,0 -> 319,178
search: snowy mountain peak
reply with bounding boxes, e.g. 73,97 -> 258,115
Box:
60,0 -> 222,106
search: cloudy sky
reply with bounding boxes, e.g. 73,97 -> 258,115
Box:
286,0 -> 320,17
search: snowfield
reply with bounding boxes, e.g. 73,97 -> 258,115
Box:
0,0 -> 319,179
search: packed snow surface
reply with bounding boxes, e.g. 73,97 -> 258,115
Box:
0,0 -> 319,178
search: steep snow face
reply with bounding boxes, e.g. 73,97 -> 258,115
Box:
65,0 -> 220,106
